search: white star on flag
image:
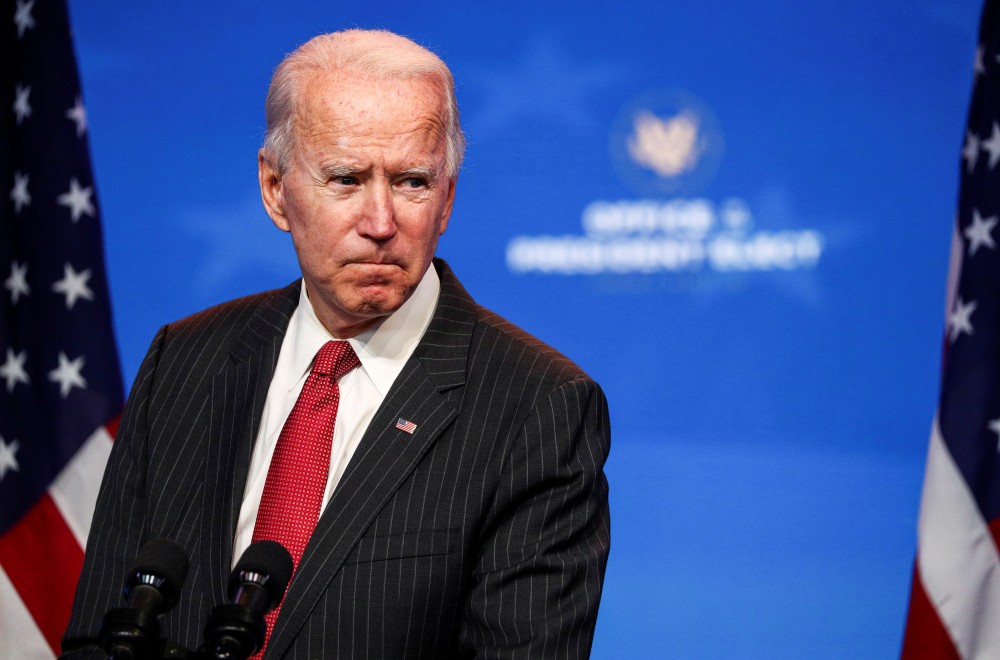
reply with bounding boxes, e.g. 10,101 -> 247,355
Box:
949,296 -> 977,342
0,436 -> 19,482
52,262 -> 94,309
4,260 -> 29,304
13,0 -> 34,39
0,348 -> 29,393
990,418 -> 1000,452
13,84 -> 31,125
57,177 -> 95,222
66,96 -> 87,137
982,122 -> 1000,170
9,171 -> 30,214
964,209 -> 998,255
963,131 -> 981,172
48,352 -> 87,398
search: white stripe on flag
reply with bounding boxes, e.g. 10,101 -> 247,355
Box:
49,425 -> 113,548
0,566 -> 54,660
945,220 -> 963,315
918,417 -> 1000,659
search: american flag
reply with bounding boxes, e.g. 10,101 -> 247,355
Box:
395,418 -> 417,434
0,1 -> 123,658
901,1 -> 1000,657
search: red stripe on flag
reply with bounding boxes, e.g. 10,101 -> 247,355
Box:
0,493 -> 84,656
105,414 -> 122,442
988,516 -> 1000,554
900,563 -> 961,660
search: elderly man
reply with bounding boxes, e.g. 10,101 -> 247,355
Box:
63,29 -> 610,659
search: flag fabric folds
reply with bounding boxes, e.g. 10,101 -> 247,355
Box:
902,1 -> 1000,657
0,1 -> 123,657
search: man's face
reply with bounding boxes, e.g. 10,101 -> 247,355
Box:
259,71 -> 456,337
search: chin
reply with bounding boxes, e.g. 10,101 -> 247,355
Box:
353,300 -> 395,317
351,287 -> 407,318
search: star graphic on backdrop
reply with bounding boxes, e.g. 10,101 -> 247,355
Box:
4,260 -> 29,304
13,0 -> 34,39
990,418 -> 1000,452
52,263 -> 94,309
964,209 -> 998,256
982,122 -> 1000,170
467,35 -> 623,133
13,84 -> 31,125
0,348 -> 29,393
963,131 -> 981,173
9,171 -> 30,214
48,352 -> 86,398
949,296 -> 977,342
66,96 -> 87,137
57,177 -> 95,222
0,436 -> 19,482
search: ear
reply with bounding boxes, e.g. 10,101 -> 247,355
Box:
258,148 -> 290,232
437,176 -> 457,235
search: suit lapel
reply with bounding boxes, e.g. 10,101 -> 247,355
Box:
201,282 -> 301,603
266,259 -> 476,658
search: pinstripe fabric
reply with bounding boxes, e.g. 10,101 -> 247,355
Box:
62,259 -> 610,659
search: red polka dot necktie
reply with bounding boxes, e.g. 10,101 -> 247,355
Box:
250,340 -> 360,656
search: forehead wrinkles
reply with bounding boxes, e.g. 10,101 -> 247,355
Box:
293,73 -> 448,156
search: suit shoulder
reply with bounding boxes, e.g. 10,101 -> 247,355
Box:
162,283 -> 298,345
470,303 -> 593,390
141,282 -> 299,385
433,260 -> 595,393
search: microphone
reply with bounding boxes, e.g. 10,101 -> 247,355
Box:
99,538 -> 189,660
201,540 -> 293,660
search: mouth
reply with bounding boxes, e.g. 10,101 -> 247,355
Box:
344,261 -> 405,284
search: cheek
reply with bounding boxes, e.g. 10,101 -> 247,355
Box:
288,216 -> 341,268
286,196 -> 348,246
399,223 -> 442,258
403,203 -> 450,246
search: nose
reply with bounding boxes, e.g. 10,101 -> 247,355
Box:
357,181 -> 396,241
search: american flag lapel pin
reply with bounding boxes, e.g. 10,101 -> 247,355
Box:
395,418 -> 417,435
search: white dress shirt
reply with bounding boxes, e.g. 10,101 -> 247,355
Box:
232,265 -> 441,565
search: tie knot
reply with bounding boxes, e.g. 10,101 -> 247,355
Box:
311,341 -> 360,380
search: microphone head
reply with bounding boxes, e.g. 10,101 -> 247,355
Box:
124,537 -> 189,608
229,540 -> 294,605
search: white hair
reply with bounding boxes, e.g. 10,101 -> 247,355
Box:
262,29 -> 465,177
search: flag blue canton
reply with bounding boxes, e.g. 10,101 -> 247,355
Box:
0,0 -> 123,534
939,0 -> 1000,525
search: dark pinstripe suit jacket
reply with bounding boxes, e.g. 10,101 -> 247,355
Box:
62,259 -> 610,659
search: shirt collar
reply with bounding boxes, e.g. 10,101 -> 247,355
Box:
289,264 -> 440,395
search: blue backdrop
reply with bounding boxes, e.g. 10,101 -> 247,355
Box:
67,1 -> 983,656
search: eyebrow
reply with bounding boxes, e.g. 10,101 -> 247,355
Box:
398,165 -> 438,181
320,163 -> 365,178
318,163 -> 441,183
